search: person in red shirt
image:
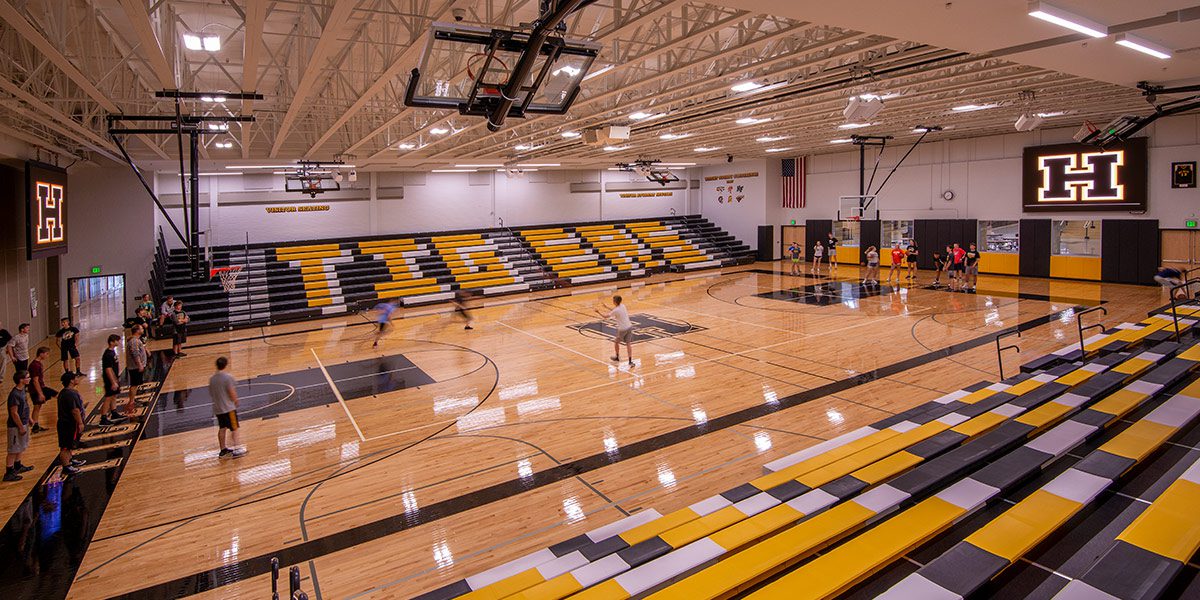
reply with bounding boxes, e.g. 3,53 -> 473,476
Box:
887,243 -> 906,286
950,243 -> 967,291
26,346 -> 57,433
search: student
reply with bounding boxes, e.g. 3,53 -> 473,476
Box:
100,334 -> 126,426
452,290 -> 476,331
27,346 -> 57,433
950,243 -> 967,291
863,246 -> 879,285
158,295 -> 175,329
171,301 -> 189,357
787,241 -> 802,276
57,372 -> 87,476
56,317 -> 82,376
8,323 -> 30,373
0,322 -> 9,381
887,243 -> 906,286
811,240 -> 825,275
126,324 -> 148,415
905,241 -> 919,281
826,232 -> 839,275
1155,265 -> 1186,297
138,294 -> 156,317
596,295 -> 635,367
964,242 -> 981,291
5,370 -> 33,482
210,357 -> 245,459
372,299 -> 399,348
125,307 -> 153,335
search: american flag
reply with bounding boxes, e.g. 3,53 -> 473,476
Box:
781,157 -> 805,208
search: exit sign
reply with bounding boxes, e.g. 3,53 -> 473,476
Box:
790,219 -> 796,225
90,266 -> 102,274
1188,220 -> 1198,229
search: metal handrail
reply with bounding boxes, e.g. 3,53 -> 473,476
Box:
995,329 -> 1021,380
500,219 -> 550,289
1169,277 -> 1200,340
1076,305 -> 1108,354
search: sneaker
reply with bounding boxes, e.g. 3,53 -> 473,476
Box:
63,465 -> 81,476
175,352 -> 188,357
372,341 -> 378,348
15,463 -> 33,473
230,448 -> 247,458
3,471 -> 21,482
75,370 -> 84,376
611,355 -> 620,362
70,458 -> 86,467
218,448 -> 233,459
31,424 -> 45,433
628,360 -> 635,368
464,325 -> 473,330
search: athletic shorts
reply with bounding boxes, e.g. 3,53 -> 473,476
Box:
377,321 -> 389,333
128,369 -> 144,387
173,329 -> 188,345
57,422 -> 79,450
60,345 -> 80,362
951,263 -> 966,272
966,264 -> 979,275
615,327 -> 634,343
216,410 -> 239,431
790,257 -> 800,263
31,387 -> 57,406
867,262 -> 879,268
7,426 -> 29,454
13,360 -> 27,373
104,382 -> 121,398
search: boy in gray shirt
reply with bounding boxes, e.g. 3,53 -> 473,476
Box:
209,356 -> 245,458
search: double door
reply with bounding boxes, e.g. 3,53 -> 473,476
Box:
1162,230 -> 1200,275
781,225 -> 805,259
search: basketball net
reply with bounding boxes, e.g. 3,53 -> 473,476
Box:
210,265 -> 244,293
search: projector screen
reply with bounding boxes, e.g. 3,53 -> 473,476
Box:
26,161 -> 69,260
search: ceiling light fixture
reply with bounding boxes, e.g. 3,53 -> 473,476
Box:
560,131 -> 581,138
514,144 -> 536,151
1114,33 -> 1172,59
206,122 -> 229,131
755,136 -> 788,142
765,148 -> 792,153
1034,111 -> 1068,118
430,127 -> 450,135
603,145 -> 627,151
225,164 -> 299,170
583,64 -> 614,80
730,81 -> 764,93
431,169 -> 476,173
735,117 -> 771,125
396,143 -> 416,150
517,163 -> 560,167
951,104 -> 998,112
659,133 -> 690,140
183,32 -> 221,51
838,122 -> 873,129
456,164 -> 503,168
1027,1 -> 1107,38
552,65 -> 581,77
629,111 -> 662,120
659,162 -> 696,166
694,146 -> 722,152
829,138 -> 854,144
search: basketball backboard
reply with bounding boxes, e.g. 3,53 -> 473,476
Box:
405,22 -> 600,120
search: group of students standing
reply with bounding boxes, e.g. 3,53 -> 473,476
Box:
788,232 -> 841,277
787,236 -> 982,291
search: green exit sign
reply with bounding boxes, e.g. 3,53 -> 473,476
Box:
1188,220 -> 1198,228
90,266 -> 102,274
790,219 -> 797,225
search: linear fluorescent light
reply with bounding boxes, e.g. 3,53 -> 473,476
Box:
838,122 -> 873,129
951,104 -> 998,112
857,93 -> 901,101
431,169 -> 476,173
456,164 -> 502,168
552,65 -> 581,77
659,162 -> 696,166
603,145 -> 627,151
730,81 -> 764,92
765,148 -> 792,153
659,133 -> 690,140
518,163 -> 561,167
829,138 -> 854,144
225,164 -> 298,169
514,144 -> 538,151
430,127 -> 450,135
756,136 -> 788,142
583,64 -> 614,81
629,111 -> 662,120
560,131 -> 581,138
1027,1 -> 1107,38
1115,33 -> 1172,59
396,143 -> 416,150
735,117 -> 771,125
1034,111 -> 1068,118
694,147 -> 722,152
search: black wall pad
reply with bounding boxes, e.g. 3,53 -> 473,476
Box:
860,220 -> 881,263
806,219 -> 833,254
757,225 -> 774,261
1102,219 -> 1160,285
1020,219 -> 1051,277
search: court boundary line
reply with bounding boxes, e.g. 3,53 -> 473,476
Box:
311,348 -> 367,442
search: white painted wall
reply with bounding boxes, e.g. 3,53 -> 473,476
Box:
699,160 -> 770,255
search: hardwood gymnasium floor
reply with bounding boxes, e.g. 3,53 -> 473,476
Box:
1,262 -> 1173,599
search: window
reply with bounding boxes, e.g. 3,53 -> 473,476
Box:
835,220 -> 860,247
1052,220 -> 1101,256
882,220 -> 914,248
978,220 -> 1019,253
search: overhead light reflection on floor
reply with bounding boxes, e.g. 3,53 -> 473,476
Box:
237,458 -> 292,486
826,409 -> 845,426
516,397 -> 561,416
433,540 -> 454,568
657,464 -> 677,489
754,431 -> 772,452
277,423 -> 336,451
499,380 -> 538,401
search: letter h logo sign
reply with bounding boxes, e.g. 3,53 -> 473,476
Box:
36,181 -> 65,243
1037,150 -> 1124,203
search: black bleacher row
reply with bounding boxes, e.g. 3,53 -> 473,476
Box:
156,215 -> 753,332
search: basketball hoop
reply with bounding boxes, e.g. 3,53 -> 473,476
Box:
847,216 -> 861,222
210,265 -> 244,293
467,53 -> 510,98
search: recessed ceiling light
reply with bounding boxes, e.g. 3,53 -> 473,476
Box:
735,117 -> 771,125
838,123 -> 873,129
1115,33 -> 1172,59
430,127 -> 450,135
694,146 -> 722,152
629,111 -> 662,120
829,138 -> 854,144
765,148 -> 792,153
561,131 -> 581,138
730,81 -> 764,93
756,136 -> 788,142
396,143 -> 416,150
951,104 -> 998,112
1027,1 -> 1107,38
659,133 -> 691,140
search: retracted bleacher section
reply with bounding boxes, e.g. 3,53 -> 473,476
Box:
161,215 -> 752,332
414,311 -> 1200,600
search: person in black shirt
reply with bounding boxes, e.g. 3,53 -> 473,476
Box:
124,308 -> 153,335
964,243 -> 981,291
826,233 -> 839,276
905,242 -> 919,282
5,370 -> 32,482
931,249 -> 945,287
172,301 -> 189,357
0,322 -> 10,381
56,372 -> 86,476
100,334 -> 126,426
56,317 -> 82,376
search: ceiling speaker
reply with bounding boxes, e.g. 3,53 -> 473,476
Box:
1014,114 -> 1045,132
843,96 -> 883,122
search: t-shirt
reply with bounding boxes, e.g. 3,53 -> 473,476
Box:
124,315 -> 151,331
56,327 -> 79,349
827,237 -> 838,249
813,244 -> 824,257
965,250 -> 980,267
932,252 -> 944,267
10,333 -> 29,361
906,245 -> 918,259
7,387 -> 29,428
609,304 -> 633,331
891,248 -> 905,264
1159,267 -> 1183,279
0,329 -> 11,352
209,371 -> 238,415
375,303 -> 397,323
866,250 -> 879,264
161,301 -> 175,317
139,301 -> 156,316
57,388 -> 84,427
102,348 -> 120,387
173,310 -> 189,333
28,360 -> 45,393
789,245 -> 801,259
127,336 -> 147,370
952,248 -> 966,264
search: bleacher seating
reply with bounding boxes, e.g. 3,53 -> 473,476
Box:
414,313 -> 1200,600
159,215 -> 752,332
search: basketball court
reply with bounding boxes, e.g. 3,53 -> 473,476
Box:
1,2 -> 1200,600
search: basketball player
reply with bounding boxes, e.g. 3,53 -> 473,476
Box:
887,243 -> 906,286
863,246 -> 879,285
99,334 -> 126,426
811,240 -> 825,275
210,357 -> 245,459
826,232 -> 839,275
126,324 -> 148,415
452,290 -> 476,330
964,242 -> 980,291
950,243 -> 967,291
905,241 -> 919,281
596,295 -> 635,367
372,299 -> 399,347
56,317 -> 82,375
787,241 -> 802,276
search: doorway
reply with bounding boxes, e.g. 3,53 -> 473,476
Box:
1161,230 -> 1200,275
68,274 -> 126,331
781,225 -> 805,260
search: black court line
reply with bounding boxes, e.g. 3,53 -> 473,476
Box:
755,281 -> 1104,308
0,351 -> 174,600
112,305 -> 1083,599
